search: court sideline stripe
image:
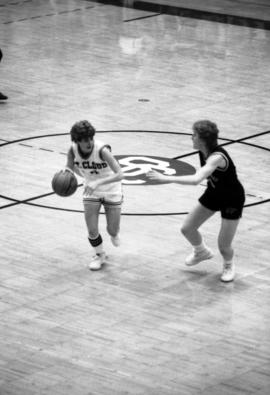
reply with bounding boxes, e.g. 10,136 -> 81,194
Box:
124,12 -> 162,22
0,182 -> 83,210
0,193 -> 269,215
1,129 -> 269,149
86,0 -> 270,30
173,130 -> 270,159
2,5 -> 97,25
0,129 -> 269,213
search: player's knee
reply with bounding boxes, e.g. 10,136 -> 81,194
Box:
181,224 -> 191,237
218,243 -> 233,257
106,225 -> 118,238
88,230 -> 99,240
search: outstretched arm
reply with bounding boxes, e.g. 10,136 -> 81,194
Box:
147,154 -> 225,185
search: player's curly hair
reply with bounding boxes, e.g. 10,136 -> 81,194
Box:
192,120 -> 219,151
70,120 -> 96,142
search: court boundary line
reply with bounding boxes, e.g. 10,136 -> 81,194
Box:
173,130 -> 270,160
84,0 -> 270,30
0,193 -> 269,215
124,12 -> 162,22
0,130 -> 269,215
1,4 -> 98,25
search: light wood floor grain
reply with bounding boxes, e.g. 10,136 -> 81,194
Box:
0,1 -> 270,394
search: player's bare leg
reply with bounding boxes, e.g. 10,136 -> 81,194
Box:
84,200 -> 106,270
104,204 -> 121,247
218,218 -> 239,282
181,202 -> 215,266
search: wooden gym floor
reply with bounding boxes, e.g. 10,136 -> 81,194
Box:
0,0 -> 270,394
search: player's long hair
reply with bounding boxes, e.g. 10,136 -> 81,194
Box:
193,120 -> 219,152
70,120 -> 96,142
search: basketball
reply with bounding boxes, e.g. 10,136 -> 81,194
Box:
51,170 -> 78,197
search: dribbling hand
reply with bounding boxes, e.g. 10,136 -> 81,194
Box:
63,167 -> 74,174
84,181 -> 99,195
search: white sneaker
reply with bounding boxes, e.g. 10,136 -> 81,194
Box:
220,262 -> 235,282
111,235 -> 120,247
89,252 -> 106,271
185,248 -> 214,266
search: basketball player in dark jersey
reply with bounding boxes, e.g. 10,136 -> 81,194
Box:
148,120 -> 245,282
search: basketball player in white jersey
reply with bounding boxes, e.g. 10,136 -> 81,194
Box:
65,120 -> 124,270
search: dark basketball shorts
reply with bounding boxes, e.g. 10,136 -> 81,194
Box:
199,187 -> 245,220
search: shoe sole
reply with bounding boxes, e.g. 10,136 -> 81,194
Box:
89,254 -> 108,271
220,275 -> 235,282
185,252 -> 214,266
89,266 -> 102,271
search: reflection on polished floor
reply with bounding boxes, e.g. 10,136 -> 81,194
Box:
0,1 -> 270,394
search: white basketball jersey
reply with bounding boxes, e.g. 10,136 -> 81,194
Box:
72,139 -> 122,194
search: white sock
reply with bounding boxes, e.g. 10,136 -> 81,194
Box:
95,244 -> 104,255
193,241 -> 207,253
88,234 -> 104,255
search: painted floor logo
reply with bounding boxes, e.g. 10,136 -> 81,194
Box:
116,155 -> 195,185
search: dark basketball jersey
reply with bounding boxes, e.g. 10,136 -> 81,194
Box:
199,146 -> 242,192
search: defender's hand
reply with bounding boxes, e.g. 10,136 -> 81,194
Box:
146,170 -> 165,182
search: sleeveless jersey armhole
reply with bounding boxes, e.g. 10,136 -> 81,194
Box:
210,152 -> 228,172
